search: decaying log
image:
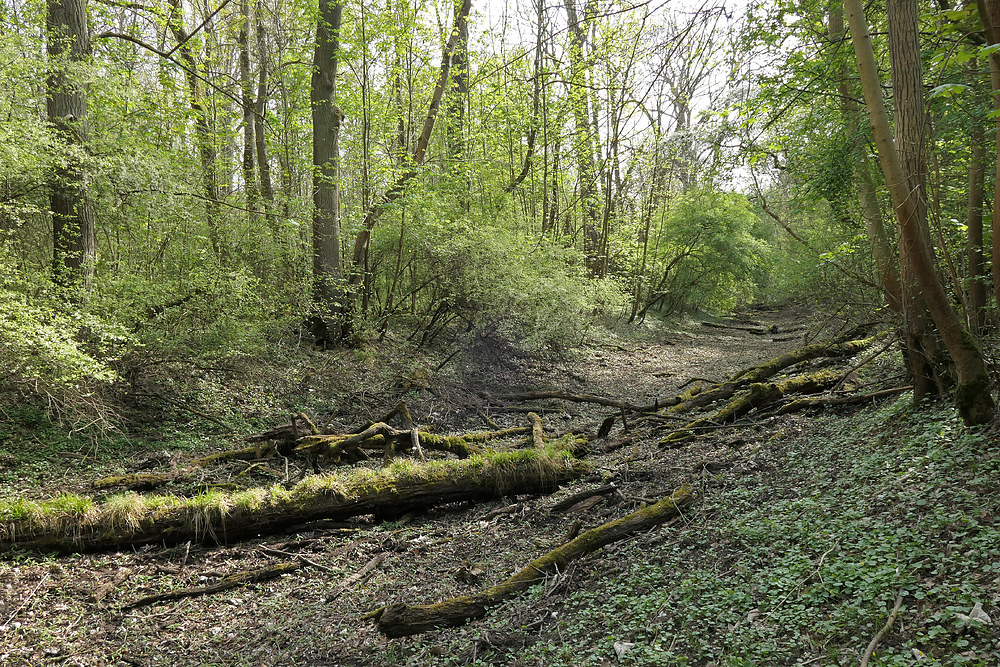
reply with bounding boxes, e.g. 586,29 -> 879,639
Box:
664,335 -> 879,417
125,560 -> 302,609
368,484 -> 694,637
498,391 -> 667,413
774,386 -> 912,415
4,447 -> 587,553
659,370 -> 843,448
529,412 -> 545,448
549,484 -> 618,512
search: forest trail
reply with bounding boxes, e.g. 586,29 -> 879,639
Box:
0,307 -> 894,666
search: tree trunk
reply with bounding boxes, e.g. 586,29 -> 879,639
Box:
2,448 -> 585,554
845,0 -> 994,425
167,0 -> 223,261
47,0 -> 95,292
311,0 -> 345,335
239,0 -> 258,216
564,0 -> 602,274
966,116 -> 988,331
254,0 -> 275,222
975,0 -> 1000,310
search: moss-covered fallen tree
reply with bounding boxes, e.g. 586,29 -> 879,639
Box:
659,370 -> 844,447
663,335 -> 879,417
367,484 -> 694,637
1,446 -> 587,553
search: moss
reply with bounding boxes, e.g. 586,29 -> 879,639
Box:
955,372 -> 995,426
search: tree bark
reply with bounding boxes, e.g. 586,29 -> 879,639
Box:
2,448 -> 586,554
167,0 -> 223,260
311,0 -> 345,329
975,0 -> 1000,310
47,0 -> 95,292
966,116 -> 987,331
238,0 -> 258,216
845,0 -> 994,424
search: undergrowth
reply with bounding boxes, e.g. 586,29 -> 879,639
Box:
424,398 -> 1000,666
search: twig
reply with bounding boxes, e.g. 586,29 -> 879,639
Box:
4,574 -> 49,625
257,546 -> 338,574
327,552 -> 388,603
859,589 -> 905,667
125,561 -> 301,609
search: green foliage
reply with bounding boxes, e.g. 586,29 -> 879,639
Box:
0,247 -> 131,425
636,189 -> 770,315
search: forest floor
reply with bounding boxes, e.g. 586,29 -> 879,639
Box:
1,307 -> 999,666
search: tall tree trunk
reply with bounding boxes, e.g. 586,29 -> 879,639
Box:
239,0 -> 258,217
47,0 -> 95,292
254,0 -> 276,231
564,0 -> 602,274
975,0 -> 1000,309
829,4 -> 902,317
966,116 -> 987,331
167,0 -> 223,260
845,0 -> 995,424
888,0 -> 946,398
311,0 -> 344,341
447,1 -> 469,211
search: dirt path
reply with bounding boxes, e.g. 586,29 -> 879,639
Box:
0,307 -> 846,666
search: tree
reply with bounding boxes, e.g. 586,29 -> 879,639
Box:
47,0 -> 95,292
310,0 -> 345,342
844,0 -> 995,425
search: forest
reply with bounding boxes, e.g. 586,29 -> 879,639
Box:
2,0 -> 1000,663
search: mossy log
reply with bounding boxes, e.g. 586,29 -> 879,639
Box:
1,447 -> 587,553
774,386 -> 912,414
659,370 -> 843,448
369,484 -> 694,638
498,391 -> 669,413
664,336 -> 878,417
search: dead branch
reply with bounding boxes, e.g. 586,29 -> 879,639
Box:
498,391 -> 667,413
125,560 -> 301,609
368,484 -> 693,637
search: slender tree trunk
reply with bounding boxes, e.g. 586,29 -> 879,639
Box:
975,0 -> 1000,309
967,117 -> 987,331
564,0 -> 602,274
845,0 -> 995,424
253,0 -> 276,231
167,0 -> 223,260
829,4 -> 902,316
47,0 -> 95,292
311,0 -> 344,340
239,0 -> 257,217
447,2 -> 469,211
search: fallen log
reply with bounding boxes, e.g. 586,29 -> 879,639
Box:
368,484 -> 693,637
1,447 -> 587,553
659,370 -> 842,448
664,335 -> 879,416
773,386 -> 912,415
497,391 -> 667,413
